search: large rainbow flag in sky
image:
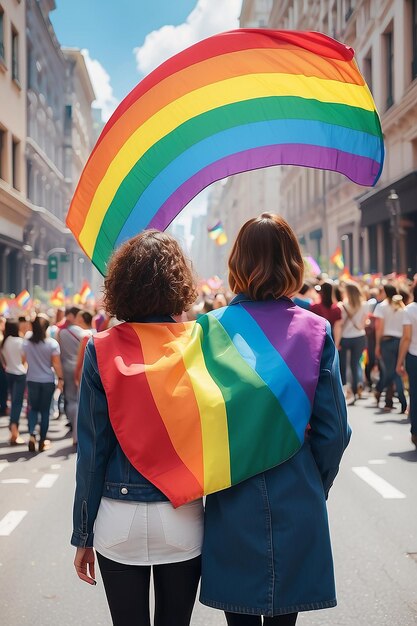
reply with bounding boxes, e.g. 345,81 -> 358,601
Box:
67,29 -> 384,275
93,299 -> 327,506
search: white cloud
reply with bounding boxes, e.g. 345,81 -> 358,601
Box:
82,49 -> 119,122
134,0 -> 241,76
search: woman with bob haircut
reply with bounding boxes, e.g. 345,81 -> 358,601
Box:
72,231 -> 203,626
199,213 -> 350,625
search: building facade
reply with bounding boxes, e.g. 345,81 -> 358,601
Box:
203,0 -> 417,277
270,0 -> 417,275
0,0 -> 31,294
0,0 -> 99,298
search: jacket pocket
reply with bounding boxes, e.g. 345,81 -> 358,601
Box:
159,499 -> 204,551
94,499 -> 137,548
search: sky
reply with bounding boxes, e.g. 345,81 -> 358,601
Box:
50,0 -> 242,232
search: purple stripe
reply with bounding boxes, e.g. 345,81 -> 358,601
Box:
240,300 -> 327,404
148,144 -> 380,230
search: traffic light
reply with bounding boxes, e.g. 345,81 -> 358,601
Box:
48,255 -> 58,280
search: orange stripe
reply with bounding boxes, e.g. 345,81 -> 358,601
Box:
68,47 -> 363,233
131,323 -> 204,490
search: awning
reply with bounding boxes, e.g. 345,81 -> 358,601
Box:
359,171 -> 417,227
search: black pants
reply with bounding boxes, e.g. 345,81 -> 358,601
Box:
225,612 -> 298,625
97,552 -> 201,626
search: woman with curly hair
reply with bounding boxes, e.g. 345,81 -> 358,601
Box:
71,231 -> 202,626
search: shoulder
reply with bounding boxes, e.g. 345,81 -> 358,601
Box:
46,337 -> 59,349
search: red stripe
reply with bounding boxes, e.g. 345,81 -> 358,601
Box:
94,324 -> 203,507
95,29 -> 354,147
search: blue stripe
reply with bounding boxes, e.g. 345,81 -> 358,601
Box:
115,118 -> 381,245
211,305 -> 311,443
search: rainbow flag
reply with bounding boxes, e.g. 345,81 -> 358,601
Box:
215,231 -> 228,246
207,221 -> 224,240
0,299 -> 9,316
50,286 -> 65,307
330,247 -> 345,270
79,281 -> 92,304
94,299 -> 327,507
67,29 -> 384,275
15,290 -> 31,308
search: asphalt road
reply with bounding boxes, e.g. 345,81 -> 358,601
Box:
1,391 -> 416,626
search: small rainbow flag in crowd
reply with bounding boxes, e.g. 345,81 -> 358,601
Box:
208,222 -> 228,246
67,29 -> 384,275
94,300 -> 327,506
50,286 -> 65,307
0,299 -> 10,316
15,290 -> 31,308
79,281 -> 92,304
330,247 -> 345,270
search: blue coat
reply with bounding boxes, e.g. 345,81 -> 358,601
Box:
200,310 -> 350,616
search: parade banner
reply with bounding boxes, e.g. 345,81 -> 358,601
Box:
94,301 -> 327,506
67,29 -> 384,275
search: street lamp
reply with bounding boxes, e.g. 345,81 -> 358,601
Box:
386,189 -> 400,273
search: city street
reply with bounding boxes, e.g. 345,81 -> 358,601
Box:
1,394 -> 417,626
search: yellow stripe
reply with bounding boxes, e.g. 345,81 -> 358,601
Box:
79,72 -> 377,254
179,324 -> 231,494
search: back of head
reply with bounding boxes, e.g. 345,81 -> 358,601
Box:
104,230 -> 197,321
30,314 -> 49,343
1,319 -> 19,347
413,283 -> 417,303
228,213 -> 304,300
319,281 -> 334,309
345,283 -> 362,312
383,284 -> 397,302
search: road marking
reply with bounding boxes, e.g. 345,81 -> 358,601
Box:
352,466 -> 406,499
0,463 -> 8,473
368,459 -> 387,465
383,435 -> 393,440
0,511 -> 28,536
50,464 -> 61,470
35,474 -> 59,489
1,478 -> 30,484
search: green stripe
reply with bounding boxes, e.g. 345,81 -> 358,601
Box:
197,314 -> 301,485
92,96 -> 380,266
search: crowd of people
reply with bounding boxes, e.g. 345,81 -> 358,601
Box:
1,267 -> 416,454
0,306 -> 100,451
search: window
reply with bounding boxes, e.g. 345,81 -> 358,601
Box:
11,25 -> 19,81
363,49 -> 373,94
0,7 -> 4,63
413,0 -> 417,79
0,127 -> 5,180
384,29 -> 394,110
12,137 -> 19,190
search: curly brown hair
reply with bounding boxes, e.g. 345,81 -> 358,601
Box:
103,230 -> 197,320
228,213 -> 304,300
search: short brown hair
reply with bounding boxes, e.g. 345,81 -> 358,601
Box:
103,230 -> 197,320
228,213 -> 304,300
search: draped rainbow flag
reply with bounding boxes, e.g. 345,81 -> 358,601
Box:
67,29 -> 384,275
93,299 -> 327,506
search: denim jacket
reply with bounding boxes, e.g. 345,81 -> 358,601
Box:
71,316 -> 173,548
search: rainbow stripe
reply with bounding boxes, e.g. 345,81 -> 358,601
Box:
94,299 -> 327,506
67,29 -> 384,275
15,290 -> 31,308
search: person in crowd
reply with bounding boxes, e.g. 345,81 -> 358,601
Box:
374,284 -> 407,413
212,292 -> 228,309
339,283 -> 371,405
310,280 -> 342,347
397,282 -> 417,447
74,311 -> 95,389
1,319 -> 26,444
293,281 -> 316,309
72,231 -> 203,626
23,314 -> 63,452
57,306 -> 82,332
364,286 -> 383,390
59,308 -> 87,445
0,316 -> 8,416
199,214 -> 350,625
